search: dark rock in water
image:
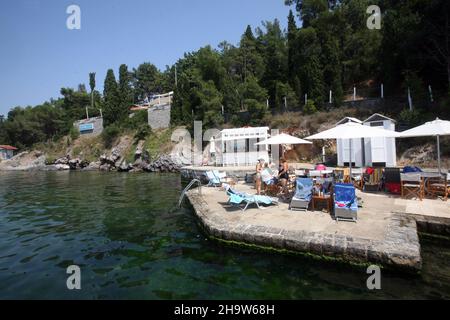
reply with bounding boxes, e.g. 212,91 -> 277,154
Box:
145,155 -> 181,173
99,163 -> 112,171
79,159 -> 90,169
69,158 -> 80,170
55,164 -> 70,171
118,161 -> 133,172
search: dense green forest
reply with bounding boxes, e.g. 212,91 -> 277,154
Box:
1,0 -> 449,149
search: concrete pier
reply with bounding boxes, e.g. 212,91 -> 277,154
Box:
185,183 -> 450,271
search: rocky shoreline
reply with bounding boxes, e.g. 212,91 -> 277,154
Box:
0,143 -> 182,173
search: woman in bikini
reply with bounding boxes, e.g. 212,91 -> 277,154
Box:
278,158 -> 289,196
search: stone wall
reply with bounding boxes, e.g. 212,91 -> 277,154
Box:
148,104 -> 171,130
73,117 -> 104,136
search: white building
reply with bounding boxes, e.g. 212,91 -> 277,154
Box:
336,114 -> 397,167
215,127 -> 270,166
336,117 -> 365,167
363,113 -> 397,167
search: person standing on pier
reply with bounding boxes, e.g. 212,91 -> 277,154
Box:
255,159 -> 264,195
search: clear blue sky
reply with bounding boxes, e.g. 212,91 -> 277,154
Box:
0,0 -> 292,115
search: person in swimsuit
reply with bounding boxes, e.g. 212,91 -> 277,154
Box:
278,158 -> 289,195
255,159 -> 264,195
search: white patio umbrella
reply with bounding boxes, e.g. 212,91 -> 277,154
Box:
255,133 -> 312,146
305,122 -> 401,175
255,133 -> 312,164
399,118 -> 450,174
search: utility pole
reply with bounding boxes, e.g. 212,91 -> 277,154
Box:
174,64 -> 178,87
428,85 -> 434,102
408,88 -> 413,111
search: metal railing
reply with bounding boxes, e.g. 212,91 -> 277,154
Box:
178,179 -> 202,207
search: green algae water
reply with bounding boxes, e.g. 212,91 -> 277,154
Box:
0,171 -> 449,299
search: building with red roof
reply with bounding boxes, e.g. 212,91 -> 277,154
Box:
0,145 -> 18,160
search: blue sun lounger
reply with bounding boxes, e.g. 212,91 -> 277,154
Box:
223,184 -> 278,211
290,178 -> 313,211
205,171 -> 221,187
334,183 -> 358,222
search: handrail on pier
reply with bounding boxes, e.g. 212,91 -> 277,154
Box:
178,179 -> 202,207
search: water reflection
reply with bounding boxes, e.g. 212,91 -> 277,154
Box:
0,171 -> 449,299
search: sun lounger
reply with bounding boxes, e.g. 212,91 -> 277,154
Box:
290,178 -> 313,211
205,171 -> 222,187
334,183 -> 358,222
223,184 -> 278,211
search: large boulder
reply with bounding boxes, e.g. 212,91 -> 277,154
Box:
145,154 -> 181,173
118,161 -> 133,172
55,164 -> 70,171
68,158 -> 80,170
85,161 -> 101,171
55,156 -> 70,165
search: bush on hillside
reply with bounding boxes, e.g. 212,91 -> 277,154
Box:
69,126 -> 80,141
303,100 -> 318,115
101,124 -> 121,148
134,123 -> 151,142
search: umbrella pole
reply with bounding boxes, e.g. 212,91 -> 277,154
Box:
437,135 -> 441,175
349,139 -> 353,177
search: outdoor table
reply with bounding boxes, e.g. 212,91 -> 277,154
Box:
312,194 -> 333,213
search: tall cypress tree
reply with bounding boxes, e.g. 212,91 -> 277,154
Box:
287,10 -> 297,85
103,69 -> 120,126
239,25 -> 264,80
118,64 -> 133,115
89,72 -> 96,115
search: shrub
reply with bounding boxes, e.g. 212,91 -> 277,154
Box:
303,100 -> 318,115
124,110 -> 148,130
101,124 -> 120,148
69,126 -> 80,141
398,109 -> 423,127
134,123 -> 151,142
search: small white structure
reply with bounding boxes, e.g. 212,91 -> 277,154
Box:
363,114 -> 397,167
215,127 -> 270,166
336,114 -> 397,167
336,117 -> 365,167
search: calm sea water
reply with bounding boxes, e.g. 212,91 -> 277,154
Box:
0,171 -> 449,299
